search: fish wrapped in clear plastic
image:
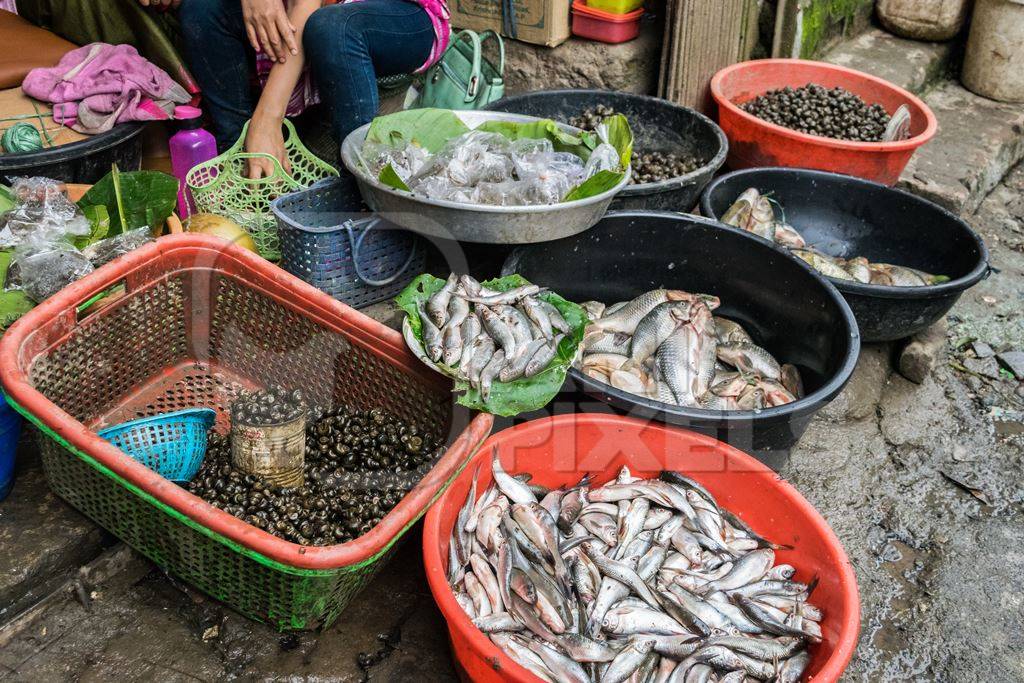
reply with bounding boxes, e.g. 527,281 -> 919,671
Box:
81,227 -> 154,268
410,130 -> 596,206
0,177 -> 91,248
4,232 -> 94,303
471,180 -> 525,207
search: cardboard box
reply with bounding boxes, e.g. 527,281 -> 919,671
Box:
449,0 -> 571,47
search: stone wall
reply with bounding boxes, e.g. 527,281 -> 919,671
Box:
502,21 -> 663,95
774,0 -> 876,59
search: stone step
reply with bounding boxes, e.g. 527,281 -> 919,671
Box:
823,28 -> 1024,216
898,82 -> 1024,215
0,439 -> 107,627
823,27 -> 956,94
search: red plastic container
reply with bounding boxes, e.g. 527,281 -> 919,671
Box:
571,1 -> 643,43
711,59 -> 937,185
423,414 -> 861,682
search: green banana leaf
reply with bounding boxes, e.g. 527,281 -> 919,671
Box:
73,205 -> 110,250
474,119 -> 599,160
76,165 -> 179,237
0,251 -> 35,332
564,170 -> 625,203
367,109 -> 633,202
365,108 -> 470,154
395,274 -> 589,417
378,164 -> 410,192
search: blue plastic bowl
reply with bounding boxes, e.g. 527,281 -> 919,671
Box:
0,391 -> 24,501
98,408 -> 217,483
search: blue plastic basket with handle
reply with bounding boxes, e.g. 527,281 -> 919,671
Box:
273,177 -> 424,309
98,408 -> 217,483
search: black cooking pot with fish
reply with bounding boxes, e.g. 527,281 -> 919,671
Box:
701,167 -> 990,342
501,211 -> 860,470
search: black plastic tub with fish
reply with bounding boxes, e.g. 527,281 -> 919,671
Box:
501,211 -> 860,469
700,167 -> 990,343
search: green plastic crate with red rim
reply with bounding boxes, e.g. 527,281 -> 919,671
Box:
0,233 -> 492,630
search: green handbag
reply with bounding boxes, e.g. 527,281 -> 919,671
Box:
416,29 -> 505,110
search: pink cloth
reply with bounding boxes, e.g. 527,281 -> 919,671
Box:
23,43 -> 191,134
256,0 -> 450,117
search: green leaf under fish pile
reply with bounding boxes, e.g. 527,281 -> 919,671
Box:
396,274 -> 588,417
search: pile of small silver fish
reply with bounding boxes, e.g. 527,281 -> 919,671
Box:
722,188 -> 946,287
404,273 -> 570,399
448,452 -> 823,682
578,290 -> 803,411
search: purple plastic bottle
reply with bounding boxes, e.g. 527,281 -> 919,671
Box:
169,105 -> 217,219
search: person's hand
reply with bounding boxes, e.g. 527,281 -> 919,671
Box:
242,0 -> 298,63
244,116 -> 292,179
136,0 -> 181,9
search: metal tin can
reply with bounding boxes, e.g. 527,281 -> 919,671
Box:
231,412 -> 307,487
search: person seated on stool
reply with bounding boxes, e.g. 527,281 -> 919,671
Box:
141,0 -> 449,177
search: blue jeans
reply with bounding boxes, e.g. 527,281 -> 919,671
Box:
179,0 -> 435,150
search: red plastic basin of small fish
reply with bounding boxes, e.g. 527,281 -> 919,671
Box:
711,59 -> 937,185
422,414 -> 860,682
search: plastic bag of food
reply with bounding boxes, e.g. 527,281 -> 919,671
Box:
582,121 -> 624,179
81,227 -> 153,268
472,180 -> 526,206
584,142 -> 621,179
4,232 -> 94,303
410,175 -> 475,204
512,142 -> 586,184
416,131 -> 514,187
0,177 -> 91,248
509,137 -> 554,176
362,139 -> 431,182
511,137 -> 553,158
517,170 -> 577,205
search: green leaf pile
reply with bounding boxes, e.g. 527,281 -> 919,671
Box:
396,274 -> 589,417
76,164 -> 179,237
366,108 -> 633,202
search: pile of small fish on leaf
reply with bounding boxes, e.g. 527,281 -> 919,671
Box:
448,452 -> 822,682
404,274 -> 573,400
723,188 -> 947,287
578,290 -> 803,411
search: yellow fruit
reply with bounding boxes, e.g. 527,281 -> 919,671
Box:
186,213 -> 258,253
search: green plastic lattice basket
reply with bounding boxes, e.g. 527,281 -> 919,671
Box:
185,119 -> 339,260
0,234 -> 492,630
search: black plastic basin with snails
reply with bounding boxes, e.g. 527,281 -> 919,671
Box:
502,211 -> 860,469
700,168 -> 990,342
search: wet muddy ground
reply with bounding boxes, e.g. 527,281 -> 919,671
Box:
2,167 -> 1022,681
785,163 -> 1024,681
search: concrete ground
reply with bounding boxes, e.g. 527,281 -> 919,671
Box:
784,163 -> 1024,681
